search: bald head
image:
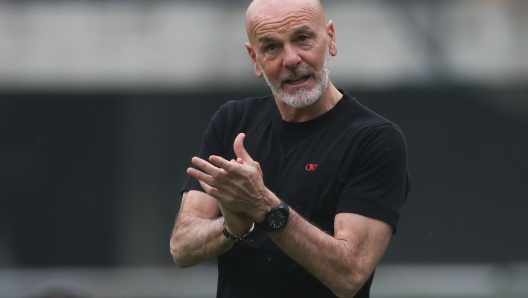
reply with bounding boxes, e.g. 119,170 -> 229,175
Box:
245,0 -> 326,44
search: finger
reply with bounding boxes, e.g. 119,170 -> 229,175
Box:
209,155 -> 238,173
191,156 -> 226,178
187,167 -> 213,185
198,180 -> 222,199
233,133 -> 254,163
255,161 -> 263,177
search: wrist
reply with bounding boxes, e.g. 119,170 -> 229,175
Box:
219,203 -> 253,233
255,190 -> 281,223
255,200 -> 290,232
222,220 -> 254,243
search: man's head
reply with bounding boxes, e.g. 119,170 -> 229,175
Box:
245,0 -> 337,109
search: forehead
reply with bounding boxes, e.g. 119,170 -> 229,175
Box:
248,3 -> 322,43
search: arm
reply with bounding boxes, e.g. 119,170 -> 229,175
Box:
188,133 -> 393,297
170,190 -> 229,268
268,207 -> 392,298
169,190 -> 252,268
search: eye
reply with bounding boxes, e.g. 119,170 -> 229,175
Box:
299,35 -> 309,42
266,44 -> 277,52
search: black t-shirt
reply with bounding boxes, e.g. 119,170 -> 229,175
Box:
181,90 -> 411,298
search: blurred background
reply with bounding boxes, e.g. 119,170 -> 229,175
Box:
1,0 -> 527,297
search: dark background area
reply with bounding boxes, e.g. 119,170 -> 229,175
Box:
1,86 -> 527,267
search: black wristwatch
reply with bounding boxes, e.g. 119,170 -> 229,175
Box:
255,200 -> 290,232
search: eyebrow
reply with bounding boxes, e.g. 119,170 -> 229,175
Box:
257,25 -> 315,44
258,36 -> 276,44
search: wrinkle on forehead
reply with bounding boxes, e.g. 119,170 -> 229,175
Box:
246,0 -> 325,44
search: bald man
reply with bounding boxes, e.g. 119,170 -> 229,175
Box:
170,0 -> 410,297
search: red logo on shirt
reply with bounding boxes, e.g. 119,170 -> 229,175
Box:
305,164 -> 318,171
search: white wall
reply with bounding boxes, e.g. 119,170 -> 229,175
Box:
0,1 -> 527,92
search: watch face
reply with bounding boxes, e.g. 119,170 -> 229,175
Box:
268,210 -> 287,229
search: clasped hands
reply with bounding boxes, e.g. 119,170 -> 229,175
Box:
187,133 -> 280,235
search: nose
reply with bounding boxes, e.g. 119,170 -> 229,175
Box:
282,45 -> 301,69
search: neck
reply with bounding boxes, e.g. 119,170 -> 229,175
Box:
275,83 -> 342,122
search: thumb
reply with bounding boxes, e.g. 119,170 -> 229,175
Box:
233,133 -> 254,163
255,161 -> 263,178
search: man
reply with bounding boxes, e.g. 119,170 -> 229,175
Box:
170,0 -> 410,297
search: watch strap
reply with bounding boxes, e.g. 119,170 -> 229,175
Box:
222,220 -> 254,242
255,200 -> 290,232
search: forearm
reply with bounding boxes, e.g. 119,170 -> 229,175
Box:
186,134 -> 391,296
170,215 -> 233,268
268,210 -> 385,298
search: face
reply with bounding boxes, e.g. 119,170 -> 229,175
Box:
259,48 -> 330,109
245,1 -> 337,109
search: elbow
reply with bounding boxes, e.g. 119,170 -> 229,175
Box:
332,285 -> 358,298
332,286 -> 359,298
174,258 -> 194,269
172,253 -> 191,269
331,271 -> 371,298
171,250 -> 194,269
170,240 -> 194,269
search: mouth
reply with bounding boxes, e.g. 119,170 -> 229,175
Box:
284,75 -> 310,86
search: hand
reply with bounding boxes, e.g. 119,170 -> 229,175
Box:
219,202 -> 254,235
218,157 -> 255,234
187,133 -> 279,222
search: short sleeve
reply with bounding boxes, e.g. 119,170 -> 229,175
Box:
336,124 -> 411,233
180,104 -> 230,195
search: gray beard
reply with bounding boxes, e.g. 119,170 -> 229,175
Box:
260,50 -> 331,109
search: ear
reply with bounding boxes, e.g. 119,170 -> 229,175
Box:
245,42 -> 263,78
326,20 -> 337,56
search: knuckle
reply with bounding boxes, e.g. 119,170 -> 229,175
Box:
210,167 -> 219,178
209,177 -> 219,187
